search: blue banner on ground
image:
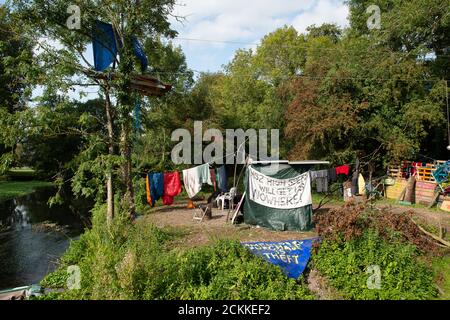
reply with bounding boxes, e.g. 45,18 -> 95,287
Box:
241,239 -> 316,279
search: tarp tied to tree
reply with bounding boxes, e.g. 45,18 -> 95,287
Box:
4,0 -> 179,222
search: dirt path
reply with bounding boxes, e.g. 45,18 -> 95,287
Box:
141,201 -> 317,249
141,198 -> 450,250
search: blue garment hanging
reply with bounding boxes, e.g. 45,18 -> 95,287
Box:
132,37 -> 148,71
148,173 -> 164,206
217,165 -> 228,192
92,21 -> 118,71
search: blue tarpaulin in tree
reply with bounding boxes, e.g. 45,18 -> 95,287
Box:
241,239 -> 316,279
92,21 -> 118,71
92,21 -> 149,72
132,37 -> 148,71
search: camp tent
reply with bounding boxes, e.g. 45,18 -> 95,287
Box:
243,160 -> 329,231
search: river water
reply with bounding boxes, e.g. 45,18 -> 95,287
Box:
0,187 -> 92,290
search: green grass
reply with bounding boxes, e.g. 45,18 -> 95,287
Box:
312,192 -> 344,206
432,255 -> 450,300
0,180 -> 54,202
39,204 -> 315,300
376,197 -> 442,212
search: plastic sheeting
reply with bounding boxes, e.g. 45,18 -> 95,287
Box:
92,21 -> 148,72
244,164 -> 313,231
92,21 -> 118,71
242,239 -> 316,279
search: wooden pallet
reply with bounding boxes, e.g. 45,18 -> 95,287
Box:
440,195 -> 450,212
416,164 -> 437,182
387,166 -> 403,179
386,178 -> 408,200
415,181 -> 438,205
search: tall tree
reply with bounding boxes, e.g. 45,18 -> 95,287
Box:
9,0 -> 178,221
0,4 -> 33,172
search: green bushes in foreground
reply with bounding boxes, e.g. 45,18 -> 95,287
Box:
40,205 -> 314,300
311,230 -> 438,300
40,203 -> 441,300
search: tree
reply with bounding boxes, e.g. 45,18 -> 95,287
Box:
347,0 -> 450,79
9,0 -> 178,222
285,16 -> 447,167
306,23 -> 342,43
0,4 -> 34,171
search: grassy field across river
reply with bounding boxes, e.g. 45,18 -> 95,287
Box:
0,180 -> 54,202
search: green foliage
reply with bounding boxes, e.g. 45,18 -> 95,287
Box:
0,4 -> 34,114
161,241 -> 314,300
0,180 -> 53,202
312,230 -> 438,300
40,267 -> 69,289
431,255 -> 450,300
46,205 -> 314,300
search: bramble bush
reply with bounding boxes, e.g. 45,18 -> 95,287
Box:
311,202 -> 440,300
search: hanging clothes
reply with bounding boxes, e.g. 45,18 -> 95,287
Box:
310,170 -> 329,193
328,168 -> 337,182
145,174 -> 152,206
411,162 -> 418,177
335,165 -> 350,176
92,21 -> 118,71
217,165 -> 228,192
210,168 -> 217,192
351,159 -> 360,196
132,37 -> 148,71
182,164 -> 213,198
358,174 -> 366,196
162,172 -> 182,205
147,173 -> 164,207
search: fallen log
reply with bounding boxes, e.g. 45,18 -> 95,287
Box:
410,217 -> 450,248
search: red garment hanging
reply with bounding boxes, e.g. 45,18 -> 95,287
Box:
335,165 -> 350,176
210,168 -> 217,192
162,172 -> 182,205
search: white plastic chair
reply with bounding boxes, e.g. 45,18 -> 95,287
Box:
216,187 -> 237,211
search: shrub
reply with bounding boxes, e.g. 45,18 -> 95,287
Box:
143,241 -> 314,300
312,230 -> 438,300
44,205 -> 313,300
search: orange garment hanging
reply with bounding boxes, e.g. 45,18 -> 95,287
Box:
145,174 -> 152,206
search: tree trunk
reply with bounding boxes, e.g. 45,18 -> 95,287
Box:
104,84 -> 115,224
120,124 -> 136,218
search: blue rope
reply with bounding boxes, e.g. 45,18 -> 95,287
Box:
134,98 -> 141,132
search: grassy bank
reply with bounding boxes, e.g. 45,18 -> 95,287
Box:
0,180 -> 54,202
432,255 -> 450,299
39,205 -> 314,300
37,200 -> 448,300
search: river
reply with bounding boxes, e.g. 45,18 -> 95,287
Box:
0,187 -> 92,290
